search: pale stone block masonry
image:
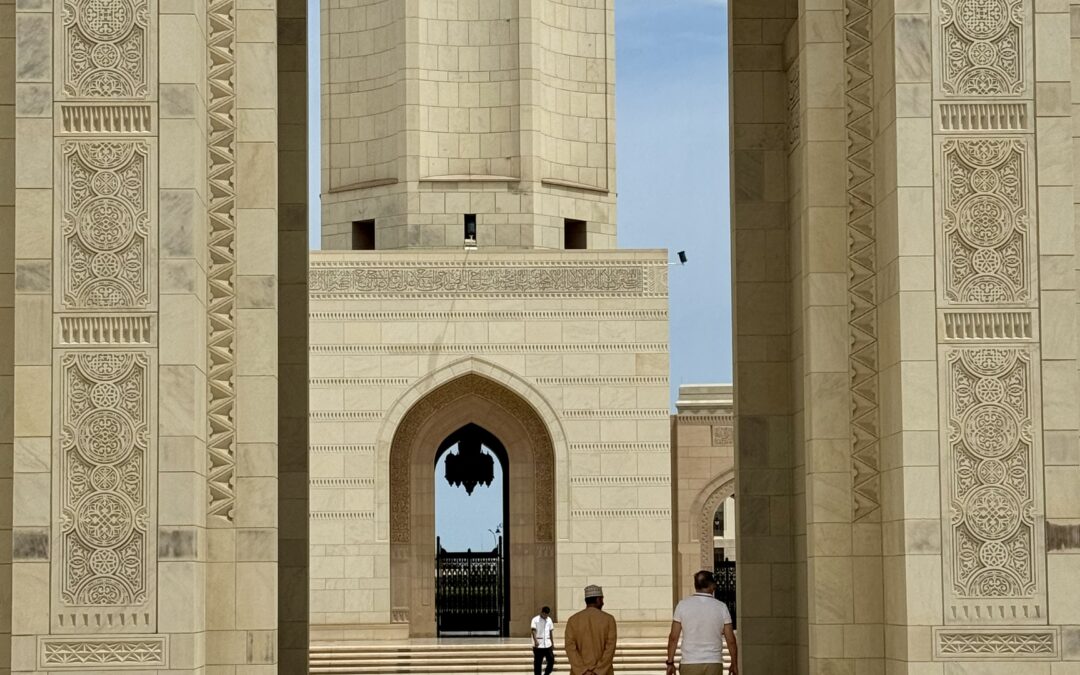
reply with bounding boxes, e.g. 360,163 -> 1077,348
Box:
306,249 -> 673,637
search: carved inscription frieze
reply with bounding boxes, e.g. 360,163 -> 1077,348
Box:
61,0 -> 152,98
55,352 -> 155,627
940,138 -> 1032,305
939,0 -> 1027,97
60,140 -> 153,310
942,347 -> 1045,623
309,264 -> 658,297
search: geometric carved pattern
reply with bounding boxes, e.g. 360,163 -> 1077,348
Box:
934,627 -> 1057,659
942,310 -> 1032,341
60,0 -> 151,98
846,0 -> 880,522
60,315 -> 154,345
56,352 -> 153,616
309,262 -> 665,298
940,138 -> 1031,305
939,103 -> 1029,132
787,60 -> 799,149
60,104 -> 154,134
60,141 -> 152,310
389,374 -> 555,544
943,347 -> 1042,616
570,509 -> 671,520
206,0 -> 237,522
40,636 -> 167,667
939,0 -> 1026,96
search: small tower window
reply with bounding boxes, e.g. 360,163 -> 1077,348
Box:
464,213 -> 477,246
564,218 -> 587,249
352,219 -> 375,250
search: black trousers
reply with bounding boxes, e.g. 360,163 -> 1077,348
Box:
532,646 -> 555,675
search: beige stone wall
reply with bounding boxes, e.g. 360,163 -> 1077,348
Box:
732,0 -> 1080,672
1,0 -> 306,666
0,0 -> 12,668
307,249 -> 672,635
670,385 -> 734,602
320,0 -> 617,251
729,0 -> 799,671
278,0 -> 311,666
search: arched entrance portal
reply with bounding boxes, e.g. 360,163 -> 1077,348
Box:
389,374 -> 556,637
434,423 -> 511,636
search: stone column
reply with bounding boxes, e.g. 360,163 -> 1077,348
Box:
3,0 -> 298,666
875,0 -> 1067,669
277,0 -> 310,665
729,0 -> 798,672
0,0 -> 13,670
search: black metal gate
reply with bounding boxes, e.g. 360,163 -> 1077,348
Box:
714,560 -> 737,628
435,536 -> 507,636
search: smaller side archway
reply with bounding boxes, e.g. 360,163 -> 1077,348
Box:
387,372 -> 557,637
675,472 -> 735,599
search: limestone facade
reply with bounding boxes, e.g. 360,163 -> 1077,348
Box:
731,0 -> 1080,672
306,249 -> 673,638
319,0 -> 618,251
0,0 -> 310,668
1,0 -> 1079,673
670,384 -> 735,602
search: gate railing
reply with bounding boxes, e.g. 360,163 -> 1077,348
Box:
435,536 -> 505,635
714,560 -> 736,628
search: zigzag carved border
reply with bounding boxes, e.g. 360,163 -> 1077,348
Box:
846,0 -> 880,522
206,0 -> 237,522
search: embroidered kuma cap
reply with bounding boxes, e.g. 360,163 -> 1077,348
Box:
584,584 -> 604,599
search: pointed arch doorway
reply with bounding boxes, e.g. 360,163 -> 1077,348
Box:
434,423 -> 511,636
388,373 -> 557,638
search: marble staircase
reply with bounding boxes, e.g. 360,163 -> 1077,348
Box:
309,640 -> 732,674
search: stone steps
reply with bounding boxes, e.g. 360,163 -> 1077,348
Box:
309,641 -> 731,674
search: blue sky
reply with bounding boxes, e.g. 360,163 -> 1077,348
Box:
305,0 -> 732,393
307,1 -> 730,548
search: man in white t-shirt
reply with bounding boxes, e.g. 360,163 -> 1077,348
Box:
531,605 -> 555,675
666,570 -> 738,675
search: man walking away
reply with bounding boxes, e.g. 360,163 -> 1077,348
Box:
666,570 -> 739,675
564,584 -> 617,675
531,605 -> 555,675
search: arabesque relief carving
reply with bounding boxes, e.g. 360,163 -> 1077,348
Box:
943,348 -> 1041,611
941,138 -> 1031,305
56,352 -> 153,616
60,141 -> 152,310
61,0 -> 151,98
940,0 -> 1026,96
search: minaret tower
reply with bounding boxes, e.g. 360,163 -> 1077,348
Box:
321,0 -> 617,250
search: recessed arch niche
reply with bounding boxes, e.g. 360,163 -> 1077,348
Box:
388,373 -> 556,637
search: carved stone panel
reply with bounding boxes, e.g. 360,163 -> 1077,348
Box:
937,138 -> 1034,306
940,346 -> 1045,624
935,0 -> 1031,98
309,261 -> 666,298
846,0 -> 880,523
58,140 -> 155,311
58,0 -> 156,99
53,351 -> 156,632
207,0 -> 237,522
